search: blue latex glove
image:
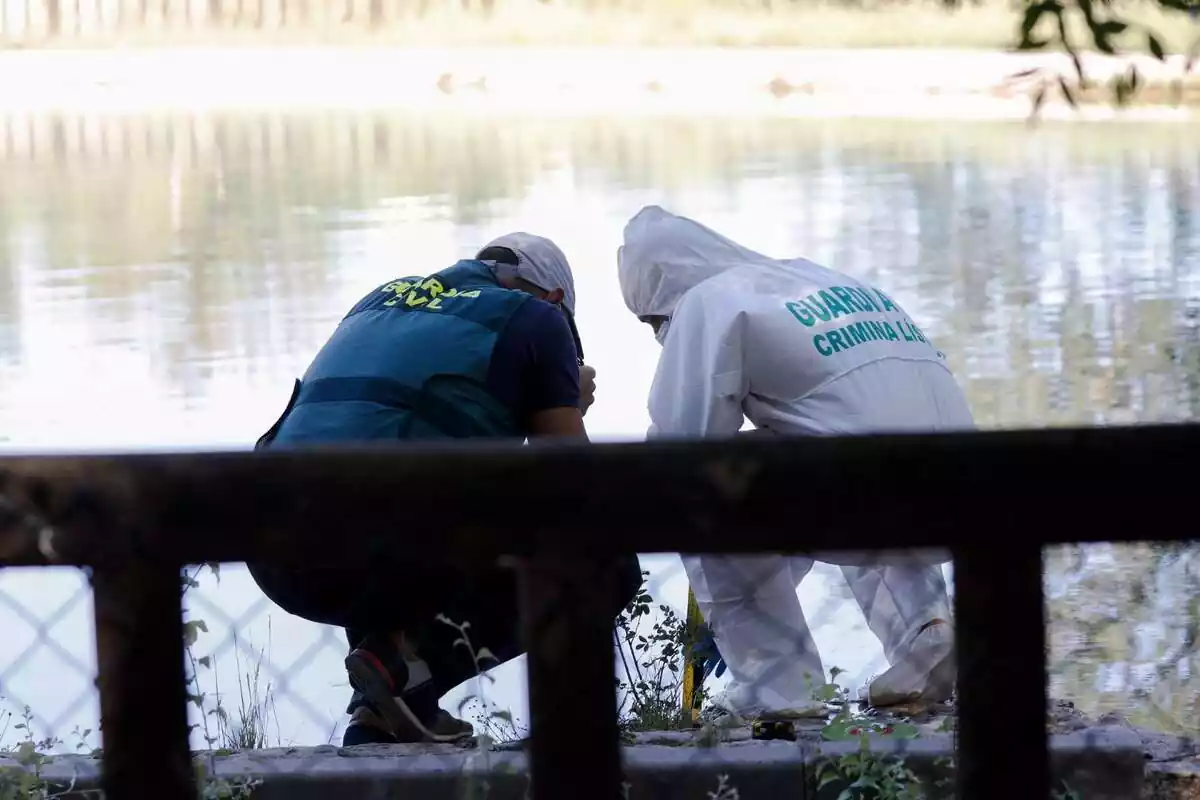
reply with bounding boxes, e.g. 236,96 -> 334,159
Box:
691,624 -> 726,680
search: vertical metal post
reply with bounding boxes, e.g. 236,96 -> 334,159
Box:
518,554 -> 622,800
953,541 -> 1049,799
93,557 -> 196,799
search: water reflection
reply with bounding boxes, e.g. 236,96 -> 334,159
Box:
1,112 -> 1196,428
0,111 -> 1196,742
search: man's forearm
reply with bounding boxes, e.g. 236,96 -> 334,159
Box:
529,407 -> 590,440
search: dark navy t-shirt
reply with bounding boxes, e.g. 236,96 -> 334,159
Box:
487,298 -> 581,426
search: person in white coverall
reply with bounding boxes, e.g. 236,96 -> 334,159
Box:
617,205 -> 974,718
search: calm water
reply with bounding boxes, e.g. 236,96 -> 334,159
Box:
0,111 -> 1196,750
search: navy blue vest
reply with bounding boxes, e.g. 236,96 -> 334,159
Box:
267,260 -> 535,444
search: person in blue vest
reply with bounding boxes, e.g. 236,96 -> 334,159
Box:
247,233 -> 643,746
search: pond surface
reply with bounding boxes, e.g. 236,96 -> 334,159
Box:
0,111 -> 1195,747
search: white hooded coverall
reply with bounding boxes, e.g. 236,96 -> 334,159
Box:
617,206 -> 975,717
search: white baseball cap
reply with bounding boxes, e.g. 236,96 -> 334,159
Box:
477,233 -> 577,315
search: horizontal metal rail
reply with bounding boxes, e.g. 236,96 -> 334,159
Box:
0,423 -> 1195,567
0,422 -> 1196,800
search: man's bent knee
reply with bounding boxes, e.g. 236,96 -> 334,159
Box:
613,555 -> 644,615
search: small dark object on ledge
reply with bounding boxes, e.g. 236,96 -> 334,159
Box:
752,720 -> 797,742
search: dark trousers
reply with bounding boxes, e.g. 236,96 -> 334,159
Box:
248,554 -> 643,696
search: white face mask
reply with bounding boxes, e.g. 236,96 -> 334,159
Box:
654,318 -> 672,346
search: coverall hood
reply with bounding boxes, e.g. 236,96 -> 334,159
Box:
617,205 -> 777,322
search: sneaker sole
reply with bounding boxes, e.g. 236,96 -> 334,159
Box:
345,654 -> 474,744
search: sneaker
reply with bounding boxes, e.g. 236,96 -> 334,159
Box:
708,683 -> 828,722
861,618 -> 956,709
343,708 -> 400,746
343,706 -> 473,746
345,643 -> 475,744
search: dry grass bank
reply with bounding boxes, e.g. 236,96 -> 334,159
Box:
1,0 -> 1195,51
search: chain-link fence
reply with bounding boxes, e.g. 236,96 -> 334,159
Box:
0,568 -> 96,752
7,550 -> 1195,753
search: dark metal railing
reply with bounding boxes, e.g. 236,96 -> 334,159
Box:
0,422 -> 1196,799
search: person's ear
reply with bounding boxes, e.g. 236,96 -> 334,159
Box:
544,288 -> 565,305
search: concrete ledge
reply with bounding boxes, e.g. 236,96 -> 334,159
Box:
1,724 -> 1167,799
808,727 -> 1146,800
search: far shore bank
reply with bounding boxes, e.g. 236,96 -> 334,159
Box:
0,1 -> 1193,51
0,47 -> 1196,120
